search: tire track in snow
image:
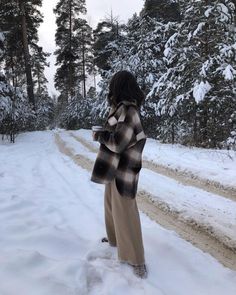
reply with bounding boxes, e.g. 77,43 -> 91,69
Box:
70,132 -> 98,154
69,132 -> 236,202
55,132 -> 236,271
55,133 -> 94,171
142,161 -> 236,203
137,191 -> 236,271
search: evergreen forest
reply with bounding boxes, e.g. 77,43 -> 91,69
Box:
0,0 -> 235,148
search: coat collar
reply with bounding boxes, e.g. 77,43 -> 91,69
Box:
107,100 -> 138,121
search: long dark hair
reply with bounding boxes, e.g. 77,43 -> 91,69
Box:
107,71 -> 145,108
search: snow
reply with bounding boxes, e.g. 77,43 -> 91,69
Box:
144,139 -> 236,189
193,22 -> 205,36
59,131 -> 96,161
217,3 -> 230,22
0,95 -> 12,120
223,64 -> 236,80
204,7 -> 213,17
165,33 -> 178,51
187,32 -> 192,41
163,47 -> 171,58
200,60 -> 211,77
0,130 -> 236,294
140,168 -> 236,248
193,81 -> 212,103
0,32 -> 4,42
220,43 -> 236,58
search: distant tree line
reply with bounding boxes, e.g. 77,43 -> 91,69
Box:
56,0 -> 235,149
1,0 -> 235,149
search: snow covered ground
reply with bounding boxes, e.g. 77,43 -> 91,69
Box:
60,130 -> 236,250
75,129 -> 236,189
0,131 -> 236,295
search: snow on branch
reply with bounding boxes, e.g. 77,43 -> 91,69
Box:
223,65 -> 236,80
193,81 -> 212,103
193,22 -> 205,36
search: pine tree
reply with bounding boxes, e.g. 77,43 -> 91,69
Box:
54,0 -> 87,102
142,0 -> 181,22
0,33 -> 12,136
19,0 -> 35,107
32,45 -> 54,130
32,45 -> 50,96
0,0 -> 46,108
0,2 -> 25,88
93,15 -> 120,73
126,14 -> 167,93
84,0 -> 235,148
0,33 -> 35,141
74,18 -> 93,98
0,2 -> 54,135
154,0 -> 236,147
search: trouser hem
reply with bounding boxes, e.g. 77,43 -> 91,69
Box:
119,259 -> 146,267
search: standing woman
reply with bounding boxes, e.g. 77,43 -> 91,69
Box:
91,71 -> 147,279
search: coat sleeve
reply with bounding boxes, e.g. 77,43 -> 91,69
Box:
97,106 -> 135,154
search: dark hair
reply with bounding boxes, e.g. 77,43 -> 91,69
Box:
107,71 -> 145,108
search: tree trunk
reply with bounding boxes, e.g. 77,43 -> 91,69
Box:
93,59 -> 96,91
193,104 -> 198,146
201,101 -> 208,146
171,122 -> 175,144
68,0 -> 73,101
10,54 -> 15,87
193,113 -> 197,146
19,0 -> 35,109
37,67 -> 41,95
140,18 -> 146,91
82,30 -> 86,98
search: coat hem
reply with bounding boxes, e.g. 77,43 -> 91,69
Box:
90,176 -> 113,185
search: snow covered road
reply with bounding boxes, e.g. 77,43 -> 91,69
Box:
59,130 -> 236,259
73,129 -> 236,201
0,131 -> 236,295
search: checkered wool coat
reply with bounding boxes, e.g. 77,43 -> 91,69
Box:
91,100 -> 146,198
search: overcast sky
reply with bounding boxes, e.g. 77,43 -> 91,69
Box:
38,0 -> 144,95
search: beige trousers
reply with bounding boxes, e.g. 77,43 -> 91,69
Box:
104,179 -> 145,266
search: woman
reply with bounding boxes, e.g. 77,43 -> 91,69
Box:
91,71 -> 147,279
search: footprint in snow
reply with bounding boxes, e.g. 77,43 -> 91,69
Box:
76,260 -> 103,294
86,246 -> 114,262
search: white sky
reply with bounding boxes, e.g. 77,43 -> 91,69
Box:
38,0 -> 144,96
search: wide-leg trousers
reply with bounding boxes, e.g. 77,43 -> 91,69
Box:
104,178 -> 145,266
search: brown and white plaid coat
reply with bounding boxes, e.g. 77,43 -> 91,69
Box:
91,100 -> 146,198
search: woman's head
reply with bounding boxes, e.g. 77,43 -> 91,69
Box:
107,71 -> 145,108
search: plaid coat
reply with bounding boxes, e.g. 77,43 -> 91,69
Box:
91,100 -> 146,198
